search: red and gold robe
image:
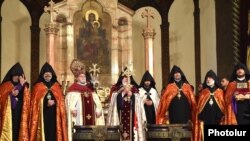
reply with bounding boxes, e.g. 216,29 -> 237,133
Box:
224,81 -> 238,125
224,81 -> 250,125
194,88 -> 225,141
29,82 -> 68,141
156,83 -> 196,124
0,81 -> 30,141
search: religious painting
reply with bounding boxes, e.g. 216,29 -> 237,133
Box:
74,2 -> 111,86
77,10 -> 108,62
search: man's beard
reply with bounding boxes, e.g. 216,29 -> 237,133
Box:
206,80 -> 215,87
174,78 -> 181,82
237,74 -> 245,78
12,80 -> 19,85
144,84 -> 151,88
44,77 -> 52,82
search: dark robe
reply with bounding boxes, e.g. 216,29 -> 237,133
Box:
195,88 -> 225,141
168,81 -> 191,124
0,63 -> 30,141
139,71 -> 157,124
157,65 -> 196,125
198,87 -> 224,125
144,88 -> 156,124
30,62 -> 67,141
156,82 -> 196,124
30,82 -> 68,141
194,70 -> 226,141
117,93 -> 135,141
43,90 -> 57,141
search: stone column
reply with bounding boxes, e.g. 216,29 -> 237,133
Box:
142,28 -> 156,75
43,0 -> 59,68
111,24 -> 119,83
44,23 -> 59,68
142,8 -> 156,76
118,21 -> 129,68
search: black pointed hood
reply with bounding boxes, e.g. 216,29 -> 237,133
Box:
167,65 -> 189,84
139,70 -> 156,89
85,71 -> 92,83
202,70 -> 221,89
85,71 -> 94,88
115,67 -> 139,88
230,62 -> 250,82
35,62 -> 58,85
2,62 -> 24,83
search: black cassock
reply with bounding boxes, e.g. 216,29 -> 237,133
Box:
144,91 -> 156,124
43,90 -> 57,141
168,81 -> 191,124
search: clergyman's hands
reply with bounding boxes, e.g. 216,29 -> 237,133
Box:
127,90 -> 132,96
12,89 -> 19,96
144,99 -> 153,106
96,110 -> 102,118
47,100 -> 55,107
71,110 -> 77,117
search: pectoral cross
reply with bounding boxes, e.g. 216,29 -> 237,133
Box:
177,89 -> 182,99
44,0 -> 58,23
141,8 -> 154,28
209,93 -> 214,106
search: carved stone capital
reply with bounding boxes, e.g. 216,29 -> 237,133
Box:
44,23 -> 59,35
142,28 -> 156,39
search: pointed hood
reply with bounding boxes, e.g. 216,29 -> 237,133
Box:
230,62 -> 250,82
35,62 -> 58,84
115,67 -> 138,88
85,71 -> 94,89
2,62 -> 24,83
167,65 -> 189,84
202,70 -> 221,89
139,70 -> 156,89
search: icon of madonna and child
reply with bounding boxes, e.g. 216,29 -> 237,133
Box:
77,10 -> 109,66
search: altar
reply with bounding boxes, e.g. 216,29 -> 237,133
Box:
73,124 -> 192,141
73,125 -> 120,141
146,124 -> 192,141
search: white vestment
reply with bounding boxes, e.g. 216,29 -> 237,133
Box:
65,91 -> 105,141
138,87 -> 160,123
106,92 -> 146,141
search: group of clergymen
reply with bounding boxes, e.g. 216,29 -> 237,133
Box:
0,58 -> 249,141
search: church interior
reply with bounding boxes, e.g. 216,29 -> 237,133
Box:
0,0 -> 250,93
1,0 -> 250,140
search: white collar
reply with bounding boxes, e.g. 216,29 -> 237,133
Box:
237,76 -> 246,81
